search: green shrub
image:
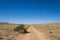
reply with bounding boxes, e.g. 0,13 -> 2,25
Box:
14,24 -> 25,31
14,24 -> 28,33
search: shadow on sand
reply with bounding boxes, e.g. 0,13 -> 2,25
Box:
20,30 -> 30,34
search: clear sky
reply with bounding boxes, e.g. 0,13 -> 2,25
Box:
0,0 -> 60,24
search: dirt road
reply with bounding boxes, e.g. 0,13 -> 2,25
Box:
14,26 -> 51,40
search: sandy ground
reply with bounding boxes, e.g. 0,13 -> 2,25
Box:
12,26 -> 51,40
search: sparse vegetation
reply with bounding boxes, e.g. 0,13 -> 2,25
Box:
33,23 -> 60,40
0,22 -> 60,40
14,24 -> 28,34
14,24 -> 24,31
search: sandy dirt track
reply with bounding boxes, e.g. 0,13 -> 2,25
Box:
13,26 -> 51,40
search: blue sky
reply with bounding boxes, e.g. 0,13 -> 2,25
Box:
0,0 -> 60,24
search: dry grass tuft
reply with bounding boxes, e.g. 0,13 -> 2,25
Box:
33,23 -> 60,40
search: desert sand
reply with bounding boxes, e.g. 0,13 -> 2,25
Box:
13,26 -> 51,40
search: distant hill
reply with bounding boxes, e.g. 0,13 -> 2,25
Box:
0,22 -> 10,24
